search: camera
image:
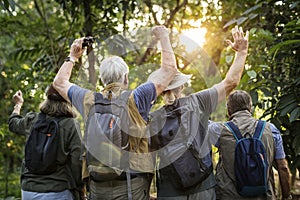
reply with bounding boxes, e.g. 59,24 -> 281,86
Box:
82,36 -> 95,48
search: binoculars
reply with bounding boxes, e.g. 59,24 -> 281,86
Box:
82,36 -> 95,48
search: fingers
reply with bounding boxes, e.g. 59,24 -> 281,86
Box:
70,38 -> 85,60
13,90 -> 22,97
232,25 -> 239,41
226,39 -> 233,47
245,30 -> 249,40
152,25 -> 170,39
17,90 -> 22,96
232,25 -> 249,40
226,39 -> 238,51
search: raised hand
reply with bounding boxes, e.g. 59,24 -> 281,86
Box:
152,25 -> 170,40
70,38 -> 85,61
226,25 -> 249,53
12,90 -> 24,106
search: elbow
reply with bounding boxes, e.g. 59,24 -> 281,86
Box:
53,77 -> 64,91
224,77 -> 239,95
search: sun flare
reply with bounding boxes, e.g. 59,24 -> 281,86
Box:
180,27 -> 207,52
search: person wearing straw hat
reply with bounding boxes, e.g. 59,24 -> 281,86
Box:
149,25 -> 249,200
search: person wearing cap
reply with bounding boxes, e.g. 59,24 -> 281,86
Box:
149,25 -> 249,199
8,85 -> 83,200
52,26 -> 177,199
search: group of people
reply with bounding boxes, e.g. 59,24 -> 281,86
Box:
8,25 -> 292,200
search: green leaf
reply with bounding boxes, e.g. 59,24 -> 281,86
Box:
277,94 -> 296,109
3,0 -> 9,10
250,90 -> 258,105
280,102 -> 298,116
237,17 -> 248,25
247,70 -> 257,78
290,107 -> 300,123
223,19 -> 236,29
269,39 -> 300,56
261,88 -> 272,97
8,0 -> 14,11
242,4 -> 261,15
292,134 -> 300,154
225,55 -> 233,65
258,64 -> 268,68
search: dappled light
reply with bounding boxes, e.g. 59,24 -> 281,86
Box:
0,0 -> 299,199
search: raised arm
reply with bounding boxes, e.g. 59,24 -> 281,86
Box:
12,90 -> 24,115
148,26 -> 178,96
214,25 -> 249,103
53,38 -> 85,102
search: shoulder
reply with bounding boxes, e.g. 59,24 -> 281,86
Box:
191,87 -> 218,99
268,122 -> 280,134
134,82 -> 156,95
58,117 -> 78,127
68,84 -> 91,102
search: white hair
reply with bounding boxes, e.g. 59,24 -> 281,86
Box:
99,56 -> 129,85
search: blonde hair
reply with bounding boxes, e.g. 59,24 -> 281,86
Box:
99,56 -> 129,85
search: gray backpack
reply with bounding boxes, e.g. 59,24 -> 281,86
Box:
84,91 -> 132,181
149,99 -> 212,190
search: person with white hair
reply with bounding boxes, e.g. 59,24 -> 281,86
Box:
53,26 -> 177,199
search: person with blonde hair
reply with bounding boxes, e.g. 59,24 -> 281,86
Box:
53,25 -> 177,199
8,84 -> 83,200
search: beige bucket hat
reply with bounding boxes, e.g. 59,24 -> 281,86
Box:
164,71 -> 192,91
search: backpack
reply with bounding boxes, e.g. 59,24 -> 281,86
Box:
84,91 -> 132,182
149,101 -> 213,190
25,112 -> 62,174
225,120 -> 268,197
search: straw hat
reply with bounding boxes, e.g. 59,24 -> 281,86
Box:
164,72 -> 192,91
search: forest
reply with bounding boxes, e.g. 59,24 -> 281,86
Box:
0,0 -> 299,198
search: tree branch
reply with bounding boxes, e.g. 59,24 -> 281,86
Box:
165,0 -> 188,27
144,0 -> 159,25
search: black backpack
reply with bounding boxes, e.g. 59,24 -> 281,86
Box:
25,112 -> 63,174
149,101 -> 212,190
225,120 -> 268,197
84,91 -> 132,182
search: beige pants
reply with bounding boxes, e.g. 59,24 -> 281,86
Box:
89,176 -> 150,200
157,187 -> 216,200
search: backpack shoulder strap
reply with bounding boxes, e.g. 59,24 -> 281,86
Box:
225,121 -> 243,141
253,120 -> 266,140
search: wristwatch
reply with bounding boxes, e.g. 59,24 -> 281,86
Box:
65,56 -> 75,64
14,104 -> 21,109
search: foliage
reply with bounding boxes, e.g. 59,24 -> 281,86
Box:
1,0 -> 299,197
233,0 -> 300,175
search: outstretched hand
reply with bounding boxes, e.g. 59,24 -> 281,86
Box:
152,25 -> 170,40
12,90 -> 24,106
226,25 -> 249,53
